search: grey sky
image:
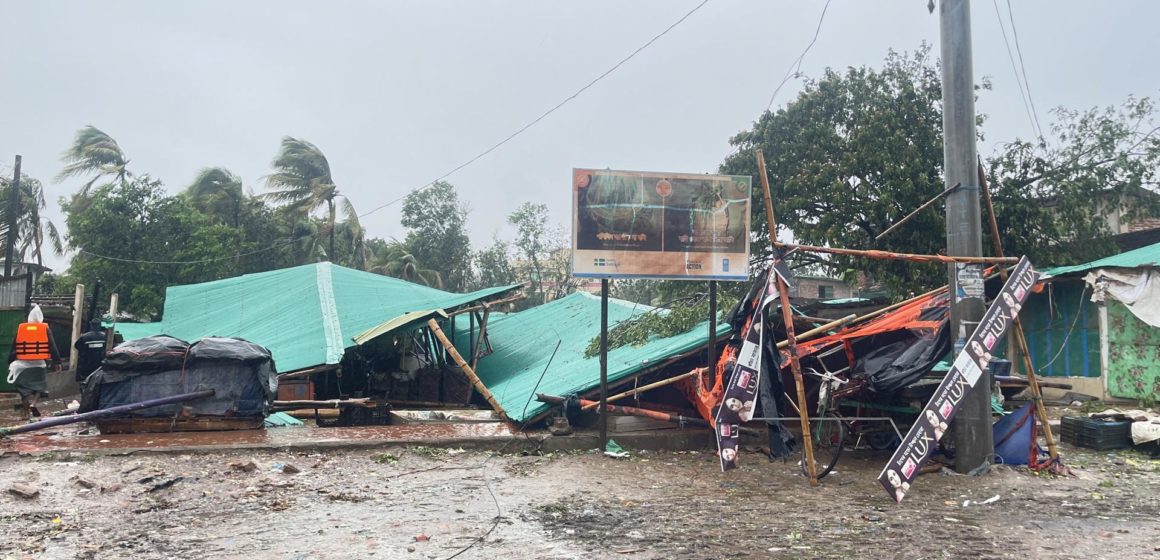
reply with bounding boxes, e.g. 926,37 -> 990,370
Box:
2,1 -> 1157,274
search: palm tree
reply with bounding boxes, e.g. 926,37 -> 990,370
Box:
56,126 -> 131,198
370,240 -> 443,288
0,175 -> 64,267
263,136 -> 356,261
186,167 -> 245,227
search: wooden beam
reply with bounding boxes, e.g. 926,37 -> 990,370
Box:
427,318 -> 509,420
773,241 -> 1018,265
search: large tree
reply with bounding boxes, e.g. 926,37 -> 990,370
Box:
721,46 -> 953,294
186,167 -> 245,228
474,237 -> 515,290
369,239 -> 443,288
263,136 -> 358,262
400,181 -> 473,291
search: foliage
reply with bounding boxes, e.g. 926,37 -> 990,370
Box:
474,237 -> 515,289
186,167 -> 245,227
401,181 -> 473,292
369,239 -> 444,288
721,46 -> 954,295
263,136 -> 361,263
55,125 -> 132,199
0,173 -> 64,266
583,290 -> 738,357
63,176 -> 242,317
986,96 -> 1160,266
508,202 -> 576,307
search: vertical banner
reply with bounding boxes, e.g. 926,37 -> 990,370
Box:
878,256 -> 1038,502
714,268 -> 782,471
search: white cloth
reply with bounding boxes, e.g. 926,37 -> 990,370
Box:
1084,268 -> 1160,327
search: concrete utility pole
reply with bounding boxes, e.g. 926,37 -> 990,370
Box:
940,0 -> 993,473
4,155 -> 21,278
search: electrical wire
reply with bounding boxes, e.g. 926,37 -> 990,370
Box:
1036,284 -> 1088,371
991,0 -> 1040,140
359,0 -> 713,220
442,339 -> 563,560
1003,0 -> 1045,140
69,1 -> 712,267
765,0 -> 832,112
992,1 -> 1041,139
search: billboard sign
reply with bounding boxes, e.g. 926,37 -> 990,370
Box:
572,168 -> 752,280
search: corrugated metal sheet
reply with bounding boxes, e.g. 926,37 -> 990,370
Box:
462,291 -> 730,423
116,262 -> 520,373
1043,241 -> 1160,278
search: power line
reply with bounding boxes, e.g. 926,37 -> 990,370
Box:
1004,0 -> 1045,140
991,0 -> 1040,139
765,0 -> 832,112
66,2 -> 712,267
359,0 -> 712,219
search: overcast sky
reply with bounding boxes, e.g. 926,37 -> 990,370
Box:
2,1 -> 1157,273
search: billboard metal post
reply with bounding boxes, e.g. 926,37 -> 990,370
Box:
599,278 -> 609,452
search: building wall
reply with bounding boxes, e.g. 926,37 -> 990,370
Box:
1017,280 -> 1101,378
793,277 -> 854,301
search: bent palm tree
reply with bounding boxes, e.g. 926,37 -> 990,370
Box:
0,175 -> 65,266
263,137 -> 356,260
56,126 -> 131,198
186,167 -> 245,227
371,240 -> 443,288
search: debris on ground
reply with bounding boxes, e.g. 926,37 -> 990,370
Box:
7,483 -> 39,499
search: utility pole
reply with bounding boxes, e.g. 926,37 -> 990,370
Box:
4,155 -> 21,278
940,0 -> 993,473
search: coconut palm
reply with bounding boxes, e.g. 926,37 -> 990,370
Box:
0,175 -> 65,266
263,137 -> 356,261
56,126 -> 131,197
186,167 -> 245,227
370,240 -> 443,288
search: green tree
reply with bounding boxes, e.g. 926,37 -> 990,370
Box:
0,174 -> 65,267
56,125 -> 132,200
64,176 -> 239,317
401,181 -> 472,291
369,239 -> 444,288
987,96 -> 1160,265
508,202 -> 549,303
474,237 -> 515,289
263,136 -> 357,262
186,167 -> 245,227
721,46 -> 972,295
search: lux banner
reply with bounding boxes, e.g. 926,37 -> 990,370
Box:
878,256 -> 1038,502
715,266 -> 782,471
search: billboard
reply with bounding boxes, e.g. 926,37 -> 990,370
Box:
572,168 -> 752,280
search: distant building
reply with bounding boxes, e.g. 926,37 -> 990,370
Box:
791,274 -> 854,301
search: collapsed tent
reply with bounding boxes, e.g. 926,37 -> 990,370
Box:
116,262 -> 521,373
464,292 -> 729,423
80,335 -> 277,419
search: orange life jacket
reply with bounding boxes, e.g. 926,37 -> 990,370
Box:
14,322 -> 51,361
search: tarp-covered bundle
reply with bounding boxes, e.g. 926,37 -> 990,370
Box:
80,336 -> 278,418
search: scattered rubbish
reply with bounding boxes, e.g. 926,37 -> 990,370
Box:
980,495 -> 1001,505
8,483 -> 39,499
604,439 -> 629,459
861,513 -> 883,522
272,463 -> 301,474
229,461 -> 259,473
944,517 -> 961,522
73,477 -> 99,490
414,534 -> 430,542
146,477 -> 184,493
264,412 -> 305,428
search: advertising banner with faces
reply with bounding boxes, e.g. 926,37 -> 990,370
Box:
715,267 -> 784,471
877,256 -> 1038,502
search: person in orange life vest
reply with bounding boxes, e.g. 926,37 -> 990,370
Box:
7,304 -> 61,420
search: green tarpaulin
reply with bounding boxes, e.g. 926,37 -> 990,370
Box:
1042,241 -> 1160,278
117,262 -> 519,373
462,291 -> 731,423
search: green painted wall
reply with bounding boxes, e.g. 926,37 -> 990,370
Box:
1106,300 -> 1160,401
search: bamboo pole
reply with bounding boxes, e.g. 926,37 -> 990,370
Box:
772,242 -> 1018,265
272,398 -> 374,409
539,393 -> 762,437
978,162 -> 1059,460
68,283 -> 85,373
471,305 -> 491,371
427,318 -> 509,421
776,314 -> 857,350
582,370 -> 698,411
874,183 -> 961,241
1,390 -> 214,437
757,148 -> 819,486
447,293 -> 526,317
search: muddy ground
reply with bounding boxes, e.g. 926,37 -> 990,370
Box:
0,438 -> 1157,560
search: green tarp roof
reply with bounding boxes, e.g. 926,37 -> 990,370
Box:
116,262 -> 519,373
1042,241 -> 1160,278
464,291 -> 731,423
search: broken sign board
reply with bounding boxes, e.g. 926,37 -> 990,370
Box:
878,256 -> 1038,502
572,169 -> 751,281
